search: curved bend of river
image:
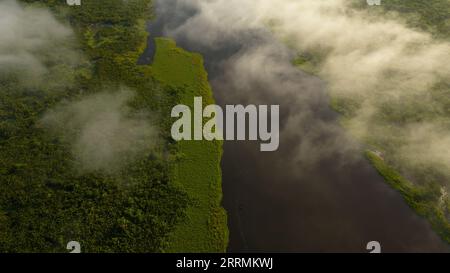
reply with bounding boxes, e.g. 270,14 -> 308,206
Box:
139,0 -> 450,253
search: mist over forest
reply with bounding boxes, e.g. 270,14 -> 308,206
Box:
0,0 -> 448,252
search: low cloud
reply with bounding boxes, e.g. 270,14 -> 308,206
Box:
0,0 -> 81,88
42,89 -> 158,173
160,0 -> 450,184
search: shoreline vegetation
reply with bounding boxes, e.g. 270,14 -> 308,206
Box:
150,38 -> 228,252
366,151 -> 450,243
294,0 -> 450,245
0,0 -> 227,252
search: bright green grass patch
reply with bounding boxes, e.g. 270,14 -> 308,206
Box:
151,38 -> 228,252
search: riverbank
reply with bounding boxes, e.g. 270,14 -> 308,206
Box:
148,0 -> 450,252
149,38 -> 228,252
293,0 -> 450,245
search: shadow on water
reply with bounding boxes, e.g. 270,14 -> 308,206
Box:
139,0 -> 450,253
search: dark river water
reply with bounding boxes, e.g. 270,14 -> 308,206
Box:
140,0 -> 450,253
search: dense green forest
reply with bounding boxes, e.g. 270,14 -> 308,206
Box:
0,0 -> 227,252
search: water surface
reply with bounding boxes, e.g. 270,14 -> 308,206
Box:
141,0 -> 450,253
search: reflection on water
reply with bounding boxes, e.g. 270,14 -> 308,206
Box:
140,0 -> 450,253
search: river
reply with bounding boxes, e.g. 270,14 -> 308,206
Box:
139,0 -> 450,253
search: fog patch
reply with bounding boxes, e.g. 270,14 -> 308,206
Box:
42,89 -> 158,173
0,0 -> 82,88
160,0 -> 450,184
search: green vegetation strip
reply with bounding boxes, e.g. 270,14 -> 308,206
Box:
366,151 -> 450,243
151,38 -> 228,252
